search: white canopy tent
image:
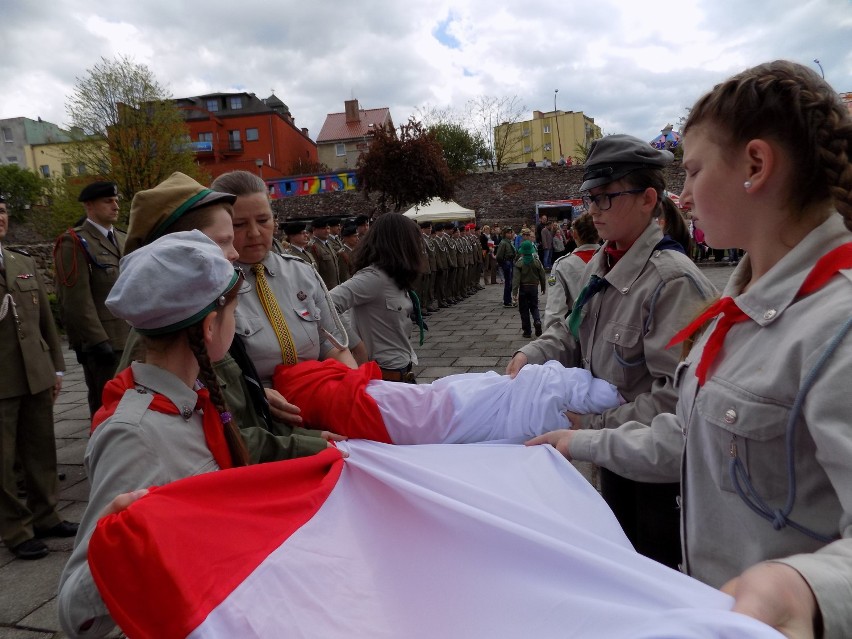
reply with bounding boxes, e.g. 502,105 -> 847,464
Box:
403,198 -> 475,223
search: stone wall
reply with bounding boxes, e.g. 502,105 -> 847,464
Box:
4,242 -> 57,294
272,163 -> 686,231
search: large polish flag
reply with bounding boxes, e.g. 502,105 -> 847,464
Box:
88,442 -> 781,639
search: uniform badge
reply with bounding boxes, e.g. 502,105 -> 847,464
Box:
297,291 -> 307,301
547,275 -> 557,287
17,273 -> 34,279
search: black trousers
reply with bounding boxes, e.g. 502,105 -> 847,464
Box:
517,284 -> 541,334
77,350 -> 119,416
599,468 -> 682,569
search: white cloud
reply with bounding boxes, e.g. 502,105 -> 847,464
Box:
1,0 -> 849,143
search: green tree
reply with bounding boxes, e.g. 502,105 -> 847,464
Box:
356,117 -> 453,213
0,164 -> 46,221
428,122 -> 490,177
64,55 -> 201,218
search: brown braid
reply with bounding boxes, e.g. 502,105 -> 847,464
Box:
685,60 -> 852,229
186,323 -> 250,467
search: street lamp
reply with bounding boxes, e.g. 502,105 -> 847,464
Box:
554,89 -> 563,160
813,59 -> 824,79
255,158 -> 264,179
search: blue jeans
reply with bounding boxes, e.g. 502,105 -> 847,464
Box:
501,261 -> 513,305
542,249 -> 553,269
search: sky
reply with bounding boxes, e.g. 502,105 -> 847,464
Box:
1,0 -> 850,144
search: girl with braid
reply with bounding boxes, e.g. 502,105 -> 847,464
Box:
58,231 -> 250,637
529,60 -> 852,637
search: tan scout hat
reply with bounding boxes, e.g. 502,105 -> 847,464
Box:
125,172 -> 237,255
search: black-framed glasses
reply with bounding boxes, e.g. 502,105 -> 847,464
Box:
582,189 -> 645,211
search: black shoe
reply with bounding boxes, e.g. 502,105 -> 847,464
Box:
522,332 -> 532,338
534,323 -> 542,336
10,538 -> 49,560
503,303 -> 513,308
439,303 -> 449,308
34,520 -> 79,539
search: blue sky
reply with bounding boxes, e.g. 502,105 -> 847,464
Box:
1,0 -> 849,143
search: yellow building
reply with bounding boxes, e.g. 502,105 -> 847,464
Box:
494,109 -> 602,169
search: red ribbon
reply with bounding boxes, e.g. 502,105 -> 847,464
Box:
668,242 -> 852,386
92,367 -> 234,469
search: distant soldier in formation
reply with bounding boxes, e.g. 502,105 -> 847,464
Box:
354,214 -> 370,238
432,223 -> 450,307
336,223 -> 359,283
281,221 -> 317,268
327,216 -> 344,253
308,217 -> 341,290
419,221 -> 438,313
53,181 -> 129,416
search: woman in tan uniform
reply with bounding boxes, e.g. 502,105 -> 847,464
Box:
507,135 -> 716,568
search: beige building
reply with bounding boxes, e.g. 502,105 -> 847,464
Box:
316,99 -> 393,171
494,109 -> 602,169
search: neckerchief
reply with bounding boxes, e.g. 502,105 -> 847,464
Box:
669,242 -> 852,386
92,367 -> 234,469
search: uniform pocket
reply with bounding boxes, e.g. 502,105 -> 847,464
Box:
696,378 -> 791,500
235,315 -> 266,338
603,320 -> 644,366
15,278 -> 39,293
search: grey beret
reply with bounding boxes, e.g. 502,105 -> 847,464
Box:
107,230 -> 239,335
580,134 -> 674,191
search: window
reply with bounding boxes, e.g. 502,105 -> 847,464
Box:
206,99 -> 219,112
522,128 -> 530,137
62,163 -> 72,177
335,143 -> 346,157
198,132 -> 213,142
544,143 -> 552,151
543,125 -> 551,134
246,128 -> 259,141
228,130 -> 241,150
6,156 -> 18,164
77,163 -> 87,175
2,127 -> 13,142
39,165 -> 50,178
229,96 -> 243,110
523,145 -> 531,153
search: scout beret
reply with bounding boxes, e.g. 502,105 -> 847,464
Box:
341,223 -> 358,237
282,220 -> 308,236
78,181 -> 118,202
125,172 -> 237,255
580,134 -> 674,191
107,231 -> 240,336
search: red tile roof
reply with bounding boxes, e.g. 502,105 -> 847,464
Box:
317,107 -> 391,143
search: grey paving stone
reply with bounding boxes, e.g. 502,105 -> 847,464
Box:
0,551 -> 68,625
451,356 -> 501,367
417,367 -> 469,378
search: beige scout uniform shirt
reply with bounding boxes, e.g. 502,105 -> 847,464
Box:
569,214 -> 852,638
330,266 -> 417,370
519,222 -> 716,430
235,252 -> 347,386
542,244 -> 600,330
58,362 -> 218,638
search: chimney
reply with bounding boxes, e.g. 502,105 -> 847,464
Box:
345,99 -> 360,123
301,128 -> 309,136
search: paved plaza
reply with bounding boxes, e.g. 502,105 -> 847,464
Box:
0,264 -> 735,638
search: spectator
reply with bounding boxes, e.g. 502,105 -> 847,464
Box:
512,240 -> 547,338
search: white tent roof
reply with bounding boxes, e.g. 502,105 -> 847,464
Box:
402,198 -> 475,222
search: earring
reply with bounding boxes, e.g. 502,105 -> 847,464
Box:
744,180 -> 753,190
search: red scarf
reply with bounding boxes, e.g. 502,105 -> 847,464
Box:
92,367 -> 234,470
573,249 -> 597,264
603,244 -> 629,266
669,242 -> 852,386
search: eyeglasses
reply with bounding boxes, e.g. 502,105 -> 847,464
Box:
582,189 -> 645,211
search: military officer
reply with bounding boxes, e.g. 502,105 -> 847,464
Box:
419,221 -> 438,312
336,223 -> 359,283
327,216 -> 344,253
281,221 -> 317,268
53,181 -> 129,416
308,217 -> 341,289
1,196 -> 77,560
432,222 -> 450,307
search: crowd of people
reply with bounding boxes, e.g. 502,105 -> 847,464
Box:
0,59 -> 849,638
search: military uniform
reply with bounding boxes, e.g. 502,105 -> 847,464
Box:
54,220 -> 129,414
283,244 -> 317,269
421,232 -> 438,311
0,245 -> 67,551
337,244 -> 356,283
433,228 -> 450,306
309,237 -> 340,289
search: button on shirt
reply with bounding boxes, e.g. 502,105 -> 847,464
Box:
234,253 -> 347,386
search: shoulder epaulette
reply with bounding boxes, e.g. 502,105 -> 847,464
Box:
6,247 -> 31,257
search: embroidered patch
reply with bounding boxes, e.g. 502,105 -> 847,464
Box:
547,275 -> 557,287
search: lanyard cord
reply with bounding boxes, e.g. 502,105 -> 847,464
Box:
729,315 -> 852,543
